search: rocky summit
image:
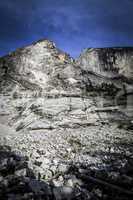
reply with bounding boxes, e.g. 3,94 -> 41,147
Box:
0,40 -> 133,200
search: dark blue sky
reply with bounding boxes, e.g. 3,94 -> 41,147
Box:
0,0 -> 133,57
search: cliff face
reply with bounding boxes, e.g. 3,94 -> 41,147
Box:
77,47 -> 133,79
0,39 -> 91,132
0,39 -> 83,94
77,48 -> 133,106
77,47 -> 133,121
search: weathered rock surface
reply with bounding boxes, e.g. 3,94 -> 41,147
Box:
0,42 -> 133,131
0,40 -> 133,199
77,47 -> 133,122
78,47 -> 133,79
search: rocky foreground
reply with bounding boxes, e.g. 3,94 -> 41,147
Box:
0,39 -> 133,199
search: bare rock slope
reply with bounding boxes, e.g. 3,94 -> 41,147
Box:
0,42 -> 133,131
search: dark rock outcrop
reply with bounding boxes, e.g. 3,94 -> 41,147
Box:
78,47 -> 133,79
77,48 -> 133,95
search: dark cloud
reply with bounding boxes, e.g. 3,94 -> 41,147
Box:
0,0 -> 133,57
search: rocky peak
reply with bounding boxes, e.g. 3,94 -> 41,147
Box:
0,39 -> 78,93
32,38 -> 56,48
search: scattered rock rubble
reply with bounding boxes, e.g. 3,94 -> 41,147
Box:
0,144 -> 133,200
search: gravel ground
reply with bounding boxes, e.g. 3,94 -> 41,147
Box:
0,123 -> 133,177
0,123 -> 133,200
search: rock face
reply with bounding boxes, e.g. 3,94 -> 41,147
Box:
78,47 -> 133,79
77,48 -> 133,121
0,40 -> 133,199
0,40 -> 133,141
77,48 -> 133,93
0,39 -> 87,131
0,42 -> 133,131
0,39 -> 80,93
0,40 -> 133,132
